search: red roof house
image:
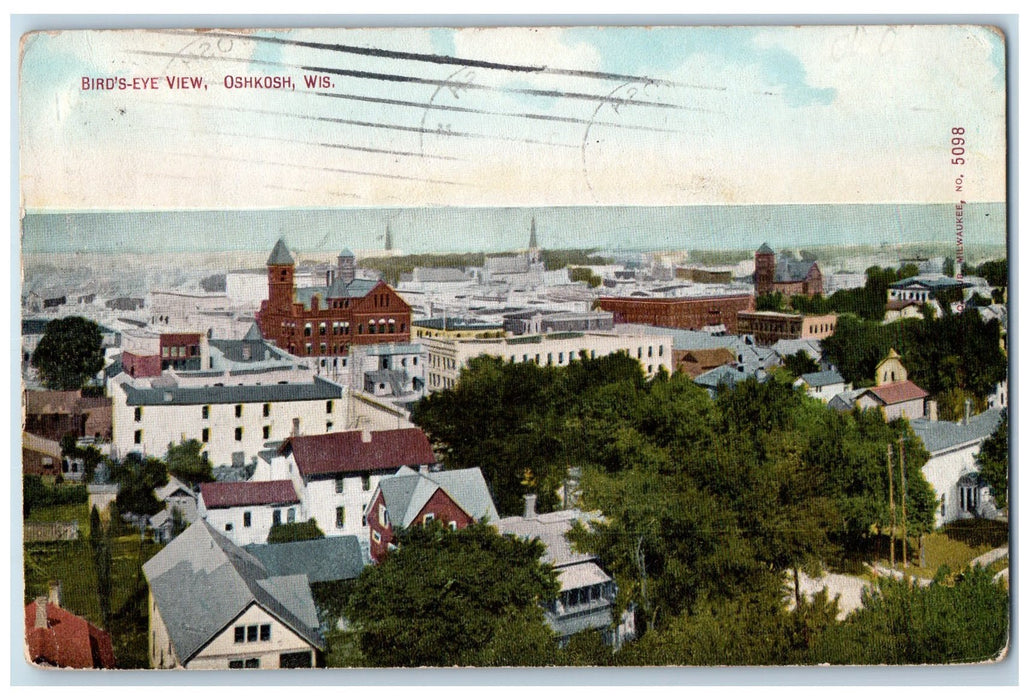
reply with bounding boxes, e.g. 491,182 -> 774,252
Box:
281,428 -> 436,477
25,596 -> 116,669
199,480 -> 300,509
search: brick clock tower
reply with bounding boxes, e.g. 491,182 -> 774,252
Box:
267,238 -> 295,314
754,242 -> 776,296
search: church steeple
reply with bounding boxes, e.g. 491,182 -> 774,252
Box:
528,217 -> 540,265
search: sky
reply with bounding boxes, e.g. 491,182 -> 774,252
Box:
19,25 -> 1007,213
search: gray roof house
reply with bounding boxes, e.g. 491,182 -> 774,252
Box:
245,536 -> 367,584
143,520 -> 324,669
496,495 -> 636,649
794,369 -> 849,402
909,408 -> 1005,526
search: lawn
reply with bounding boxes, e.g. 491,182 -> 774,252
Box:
875,519 -> 1008,580
25,502 -> 91,529
23,515 -> 164,669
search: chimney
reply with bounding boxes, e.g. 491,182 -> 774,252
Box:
34,596 -> 48,629
964,398 -> 973,424
361,429 -> 372,443
292,417 -> 300,437
927,400 -> 938,422
523,494 -> 537,519
48,581 -> 61,606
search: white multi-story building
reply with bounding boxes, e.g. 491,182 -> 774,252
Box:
197,480 -> 303,546
422,329 -> 674,392
109,337 -> 347,467
254,428 -> 437,550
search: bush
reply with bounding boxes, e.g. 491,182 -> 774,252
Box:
267,518 -> 325,543
23,475 -> 88,516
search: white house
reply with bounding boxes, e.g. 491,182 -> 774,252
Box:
143,520 -> 324,669
198,480 -> 303,546
794,369 -> 850,403
910,408 -> 1005,527
257,427 -> 438,548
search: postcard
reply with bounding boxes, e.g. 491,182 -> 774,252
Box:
18,24 -> 1008,671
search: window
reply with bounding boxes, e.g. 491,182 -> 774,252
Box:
243,512 -> 251,528
235,427 -> 243,441
245,658 -> 259,669
247,625 -> 258,642
260,624 -> 271,641
228,660 -> 244,669
336,506 -> 345,528
263,403 -> 270,417
378,503 -> 388,527
202,405 -> 210,419
235,404 -> 243,418
134,430 -> 142,444
361,475 -> 371,491
372,530 -> 381,543
287,508 -> 295,523
234,626 -> 245,643
272,510 -> 282,526
449,521 -> 458,531
941,494 -> 946,518
423,513 -> 435,524
225,523 -> 233,532
134,407 -> 142,422
202,427 -> 209,443
335,477 -> 344,494
326,400 -> 334,414
326,421 -> 333,431
263,425 -> 270,440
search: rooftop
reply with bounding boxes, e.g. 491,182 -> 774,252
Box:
283,428 -> 436,478
798,370 -> 846,388
864,380 -> 929,405
118,375 -> 343,406
910,409 -> 1004,454
25,600 -> 116,669
200,480 -> 300,508
378,466 -> 499,528
143,521 -> 323,663
245,536 -> 365,584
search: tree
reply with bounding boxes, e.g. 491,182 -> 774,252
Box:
976,411 -> 1008,511
30,316 -> 104,390
111,453 -> 168,517
810,566 -> 1008,664
755,292 -> 786,311
344,521 -> 559,667
267,519 -> 325,543
783,351 -> 819,378
165,439 -> 213,489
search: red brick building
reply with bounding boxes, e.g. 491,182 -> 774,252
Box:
366,467 -> 499,563
255,240 -> 411,357
754,243 -> 823,297
597,293 -> 755,334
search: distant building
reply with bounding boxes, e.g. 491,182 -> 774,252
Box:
794,370 -> 849,403
887,275 -> 969,304
22,431 -> 63,478
597,293 -> 755,334
736,311 -> 837,346
675,266 -> 734,284
121,330 -> 208,378
829,349 -> 927,421
503,309 -> 614,336
412,317 -> 506,339
366,466 -> 499,563
478,218 -> 547,288
23,389 -> 112,443
754,244 -> 823,298
143,520 -> 324,669
497,495 -> 636,648
198,480 -> 302,546
674,347 -> 737,379
25,584 -> 116,669
255,239 -> 412,357
422,330 -> 674,392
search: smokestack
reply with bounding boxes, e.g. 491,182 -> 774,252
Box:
34,597 -> 48,629
927,400 -> 938,422
523,494 -> 537,519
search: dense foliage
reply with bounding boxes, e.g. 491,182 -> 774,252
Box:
23,475 -> 87,516
110,453 -> 169,517
267,519 -> 325,543
344,521 -> 559,666
165,439 -> 214,490
810,566 -> 1008,664
821,311 -> 1007,407
976,411 -> 1009,511
30,316 -> 105,390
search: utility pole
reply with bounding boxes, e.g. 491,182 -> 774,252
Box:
900,438 -> 908,569
888,443 -> 895,569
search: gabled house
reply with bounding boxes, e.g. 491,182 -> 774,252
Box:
910,407 -> 1005,527
794,369 -> 850,403
198,480 -> 302,546
366,466 -> 499,563
496,495 -> 636,649
143,520 -> 324,669
25,584 -> 116,669
259,428 -> 438,546
150,476 -> 199,543
837,349 -> 928,421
